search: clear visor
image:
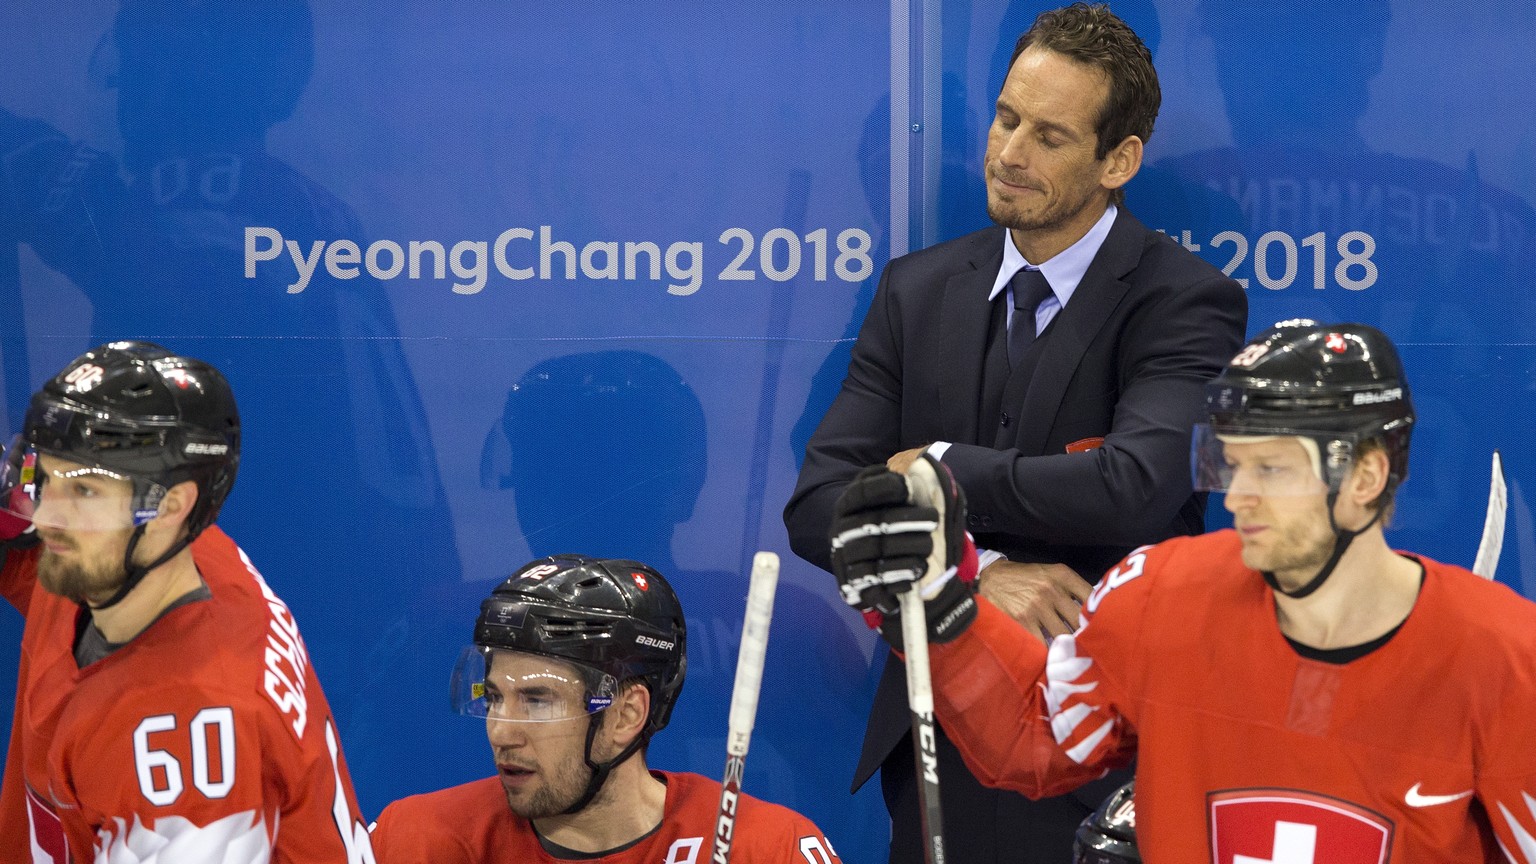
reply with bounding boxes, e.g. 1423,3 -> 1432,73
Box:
0,436 -> 164,533
450,646 -> 618,724
1191,425 -> 1338,497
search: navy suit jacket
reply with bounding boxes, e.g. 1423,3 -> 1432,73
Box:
784,210 -> 1247,797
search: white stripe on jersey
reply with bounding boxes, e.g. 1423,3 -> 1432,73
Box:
94,811 -> 271,863
1496,792 -> 1536,863
1042,633 -> 1120,766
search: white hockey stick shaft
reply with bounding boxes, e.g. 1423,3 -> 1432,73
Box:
713,551 -> 780,864
899,589 -> 945,864
1474,450 -> 1506,580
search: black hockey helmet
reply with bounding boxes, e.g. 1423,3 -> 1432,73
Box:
471,554 -> 687,739
23,340 -> 240,535
1195,319 -> 1413,494
456,554 -> 688,815
1194,320 -> 1415,599
1073,780 -> 1139,864
6,341 -> 239,609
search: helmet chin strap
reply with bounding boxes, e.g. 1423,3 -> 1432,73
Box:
560,714 -> 649,816
85,526 -> 196,612
1262,490 -> 1385,600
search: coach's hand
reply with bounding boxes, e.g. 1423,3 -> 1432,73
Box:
978,560 -> 1091,644
830,454 -> 977,645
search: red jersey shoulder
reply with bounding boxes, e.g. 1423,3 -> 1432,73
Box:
1419,556 -> 1536,622
1085,531 -> 1251,616
374,774 -> 840,864
376,776 -> 506,831
1416,555 -> 1536,659
188,527 -> 318,743
661,772 -> 841,863
372,776 -> 506,862
1143,529 -> 1245,579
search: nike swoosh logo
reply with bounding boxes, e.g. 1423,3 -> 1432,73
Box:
1405,783 -> 1474,807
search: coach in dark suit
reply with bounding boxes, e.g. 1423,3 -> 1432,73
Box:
784,5 -> 1247,862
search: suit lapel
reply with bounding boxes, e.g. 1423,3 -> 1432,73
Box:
1015,212 -> 1147,454
937,231 -> 1004,445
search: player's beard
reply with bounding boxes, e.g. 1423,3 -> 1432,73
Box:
500,714 -> 629,820
1238,503 -> 1338,587
505,747 -> 596,820
37,544 -> 129,606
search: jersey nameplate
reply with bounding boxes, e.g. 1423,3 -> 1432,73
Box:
242,547 -> 311,740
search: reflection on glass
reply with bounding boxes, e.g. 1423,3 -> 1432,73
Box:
485,349 -> 877,843
1,0 -> 461,814
1154,0 -> 1536,562
1158,0 -> 1536,339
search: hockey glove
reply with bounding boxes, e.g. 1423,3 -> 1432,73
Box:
830,453 -> 978,647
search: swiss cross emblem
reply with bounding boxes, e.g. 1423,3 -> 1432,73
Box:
1209,789 -> 1393,863
631,571 -> 649,590
1326,333 -> 1348,354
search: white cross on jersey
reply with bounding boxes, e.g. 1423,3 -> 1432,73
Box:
1233,821 -> 1317,864
1208,790 -> 1391,864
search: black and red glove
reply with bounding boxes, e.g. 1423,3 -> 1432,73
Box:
830,453 -> 978,646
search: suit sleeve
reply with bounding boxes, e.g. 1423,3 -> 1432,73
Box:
784,262 -> 907,572
942,270 -> 1245,547
930,547 -> 1154,798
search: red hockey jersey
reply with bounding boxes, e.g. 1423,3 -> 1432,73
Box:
932,529 -> 1536,862
0,527 -> 374,862
369,771 -> 840,864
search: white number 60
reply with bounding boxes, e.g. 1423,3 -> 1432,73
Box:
133,707 -> 236,806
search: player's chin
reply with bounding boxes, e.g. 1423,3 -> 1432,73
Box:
504,785 -> 576,821
499,781 -> 541,815
1236,545 -> 1273,574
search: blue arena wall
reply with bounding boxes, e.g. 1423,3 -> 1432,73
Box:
2,2 -> 1533,859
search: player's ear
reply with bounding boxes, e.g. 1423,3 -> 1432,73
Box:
149,480 -> 199,535
1345,448 -> 1390,508
605,681 -> 651,750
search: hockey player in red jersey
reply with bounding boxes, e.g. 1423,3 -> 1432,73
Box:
830,320 -> 1536,862
369,555 -> 840,864
0,341 -> 374,862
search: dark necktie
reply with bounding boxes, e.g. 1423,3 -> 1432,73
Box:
1007,268 -> 1054,368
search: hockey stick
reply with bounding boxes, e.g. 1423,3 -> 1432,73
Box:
899,589 -> 945,864
1473,450 -> 1506,579
713,551 -> 780,864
